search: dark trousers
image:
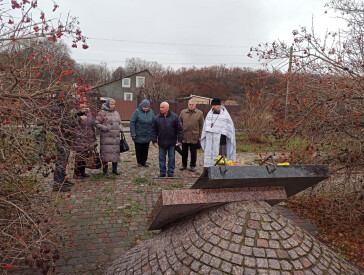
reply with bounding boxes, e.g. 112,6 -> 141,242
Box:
54,144 -> 70,184
182,143 -> 197,168
103,162 -> 118,174
134,142 -> 150,165
74,151 -> 87,176
219,144 -> 227,156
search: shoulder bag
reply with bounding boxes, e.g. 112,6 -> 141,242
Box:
120,132 -> 129,153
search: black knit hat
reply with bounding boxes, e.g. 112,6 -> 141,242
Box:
211,98 -> 221,105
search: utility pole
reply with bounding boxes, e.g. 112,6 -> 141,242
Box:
284,46 -> 293,123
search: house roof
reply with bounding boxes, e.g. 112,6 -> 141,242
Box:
189,94 -> 213,100
123,69 -> 153,79
90,69 -> 153,90
222,99 -> 238,105
178,94 -> 213,101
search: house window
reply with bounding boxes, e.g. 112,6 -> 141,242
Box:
124,92 -> 133,101
122,78 -> 131,88
136,76 -> 145,88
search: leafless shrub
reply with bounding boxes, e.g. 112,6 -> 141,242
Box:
0,1 -> 87,272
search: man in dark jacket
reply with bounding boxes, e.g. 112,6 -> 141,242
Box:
151,102 -> 183,177
51,90 -> 77,192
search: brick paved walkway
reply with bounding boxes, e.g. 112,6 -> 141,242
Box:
50,135 -> 318,274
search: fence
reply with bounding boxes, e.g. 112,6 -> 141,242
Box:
114,100 -> 138,120
149,102 -> 240,118
2,98 -> 240,123
109,100 -> 240,121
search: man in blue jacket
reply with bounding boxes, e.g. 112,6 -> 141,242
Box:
151,102 -> 183,177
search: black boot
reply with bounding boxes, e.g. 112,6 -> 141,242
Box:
52,183 -> 71,192
81,166 -> 90,178
103,162 -> 108,176
74,162 -> 84,179
112,162 -> 120,175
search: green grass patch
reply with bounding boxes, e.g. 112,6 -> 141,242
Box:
96,195 -> 112,202
120,159 -> 133,163
133,176 -> 150,186
235,134 -> 308,153
118,201 -> 144,219
127,203 -> 144,212
90,173 -> 117,181
236,143 -> 256,152
171,183 -> 184,189
235,134 -> 270,153
105,206 -> 113,215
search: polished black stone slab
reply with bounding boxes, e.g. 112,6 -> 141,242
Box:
191,165 -> 330,197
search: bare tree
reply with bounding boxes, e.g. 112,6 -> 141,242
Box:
249,0 -> 363,173
75,62 -> 111,86
247,3 -> 363,256
124,57 -> 164,76
111,66 -> 126,81
142,76 -> 177,102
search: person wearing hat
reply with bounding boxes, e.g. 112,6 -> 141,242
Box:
71,99 -> 97,179
50,90 -> 77,192
130,99 -> 155,167
95,98 -> 123,176
201,98 -> 236,168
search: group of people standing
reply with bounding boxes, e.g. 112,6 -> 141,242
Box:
52,94 -> 236,192
52,96 -> 124,192
130,99 -> 204,177
132,98 -> 236,178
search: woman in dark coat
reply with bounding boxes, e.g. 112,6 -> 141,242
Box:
72,101 -> 97,179
130,99 -> 155,167
95,98 -> 123,175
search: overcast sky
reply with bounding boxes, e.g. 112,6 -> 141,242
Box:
38,0 -> 344,70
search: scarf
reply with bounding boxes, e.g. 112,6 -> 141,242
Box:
105,97 -> 115,109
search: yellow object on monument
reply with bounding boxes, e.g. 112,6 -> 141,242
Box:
277,162 -> 290,166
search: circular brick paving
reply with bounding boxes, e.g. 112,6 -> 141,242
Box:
105,201 -> 361,274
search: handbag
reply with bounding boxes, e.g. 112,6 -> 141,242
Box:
120,133 -> 129,153
85,149 -> 102,169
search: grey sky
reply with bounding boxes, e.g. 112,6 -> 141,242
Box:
39,0 -> 344,70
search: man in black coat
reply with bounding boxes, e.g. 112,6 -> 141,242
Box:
151,102 -> 183,177
50,91 -> 77,192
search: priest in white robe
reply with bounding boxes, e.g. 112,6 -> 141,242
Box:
201,98 -> 236,167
